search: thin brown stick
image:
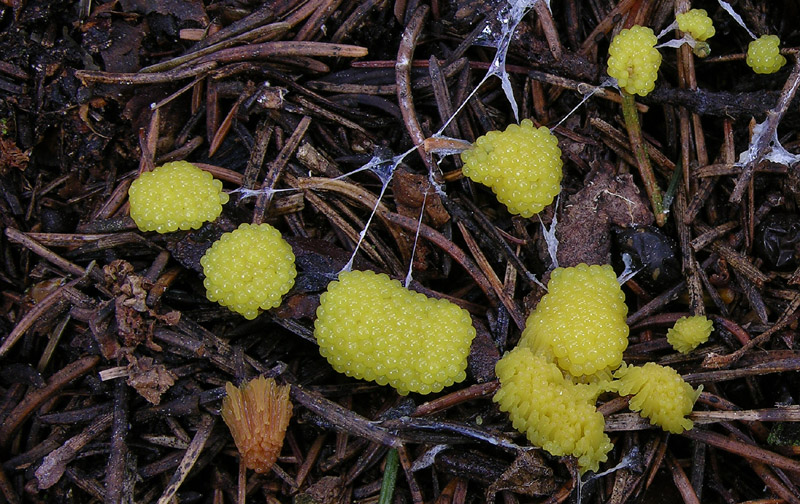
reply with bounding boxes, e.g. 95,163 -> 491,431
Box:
0,278 -> 86,358
36,412 -> 114,489
253,116 -> 312,224
95,178 -> 134,220
185,4 -> 276,52
290,385 -> 401,448
675,187 -> 704,315
695,222 -> 769,288
156,414 -> 216,504
5,227 -> 104,282
607,407 -> 800,431
396,444 -> 424,504
703,293 -> 800,369
684,358 -> 800,384
412,381 -> 499,417
666,451 -> 701,504
191,41 -> 368,67
295,434 -> 326,488
731,57 -> 800,202
682,428 -> 800,474
332,0 -> 388,43
0,355 -> 101,445
0,464 -> 20,504
382,211 -> 498,304
75,62 -> 218,85
395,4 -> 437,175
579,0 -> 637,56
750,461 -> 800,504
293,95 -> 366,132
143,23 -> 290,73
590,116 -> 673,173
690,221 -> 738,251
240,118 -> 274,191
104,380 -> 129,504
237,457 -> 246,504
534,0 -> 562,60
295,0 -> 342,41
457,222 -> 525,329
208,91 -> 248,157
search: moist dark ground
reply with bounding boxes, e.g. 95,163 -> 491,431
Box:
1,1 -> 800,503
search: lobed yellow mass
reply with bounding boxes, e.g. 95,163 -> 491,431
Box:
494,347 -> 613,474
667,315 -> 713,354
518,264 -> 629,379
607,25 -> 662,96
676,9 -> 715,41
200,223 -> 296,320
314,270 -> 475,395
612,362 -> 702,434
460,119 -> 562,218
128,161 -> 229,233
747,35 -> 786,74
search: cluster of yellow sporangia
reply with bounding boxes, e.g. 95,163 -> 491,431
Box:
611,363 -> 703,434
518,264 -> 629,380
494,347 -> 613,473
460,119 -> 562,218
667,315 -> 713,354
606,25 -> 662,96
128,161 -> 228,233
200,223 -> 296,320
494,264 -> 704,473
313,270 -> 475,396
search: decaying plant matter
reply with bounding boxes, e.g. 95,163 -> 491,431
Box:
1,1 -> 800,503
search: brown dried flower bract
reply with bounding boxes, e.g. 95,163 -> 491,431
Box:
221,376 -> 293,473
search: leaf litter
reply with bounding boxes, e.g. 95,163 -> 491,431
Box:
1,0 -> 800,503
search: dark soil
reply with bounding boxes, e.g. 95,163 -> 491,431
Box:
1,0 -> 800,503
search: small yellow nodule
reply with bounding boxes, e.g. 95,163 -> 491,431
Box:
221,377 -> 293,474
607,25 -> 662,97
667,315 -> 713,354
676,9 -> 715,42
611,362 -> 702,434
746,35 -> 786,74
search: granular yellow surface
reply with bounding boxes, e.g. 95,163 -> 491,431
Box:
676,9 -> 715,41
747,35 -> 786,74
667,315 -> 713,354
200,223 -> 296,320
607,25 -> 662,96
128,161 -> 229,233
460,119 -> 562,218
314,270 -> 475,395
494,347 -> 613,474
519,264 -> 629,379
612,362 -> 702,434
